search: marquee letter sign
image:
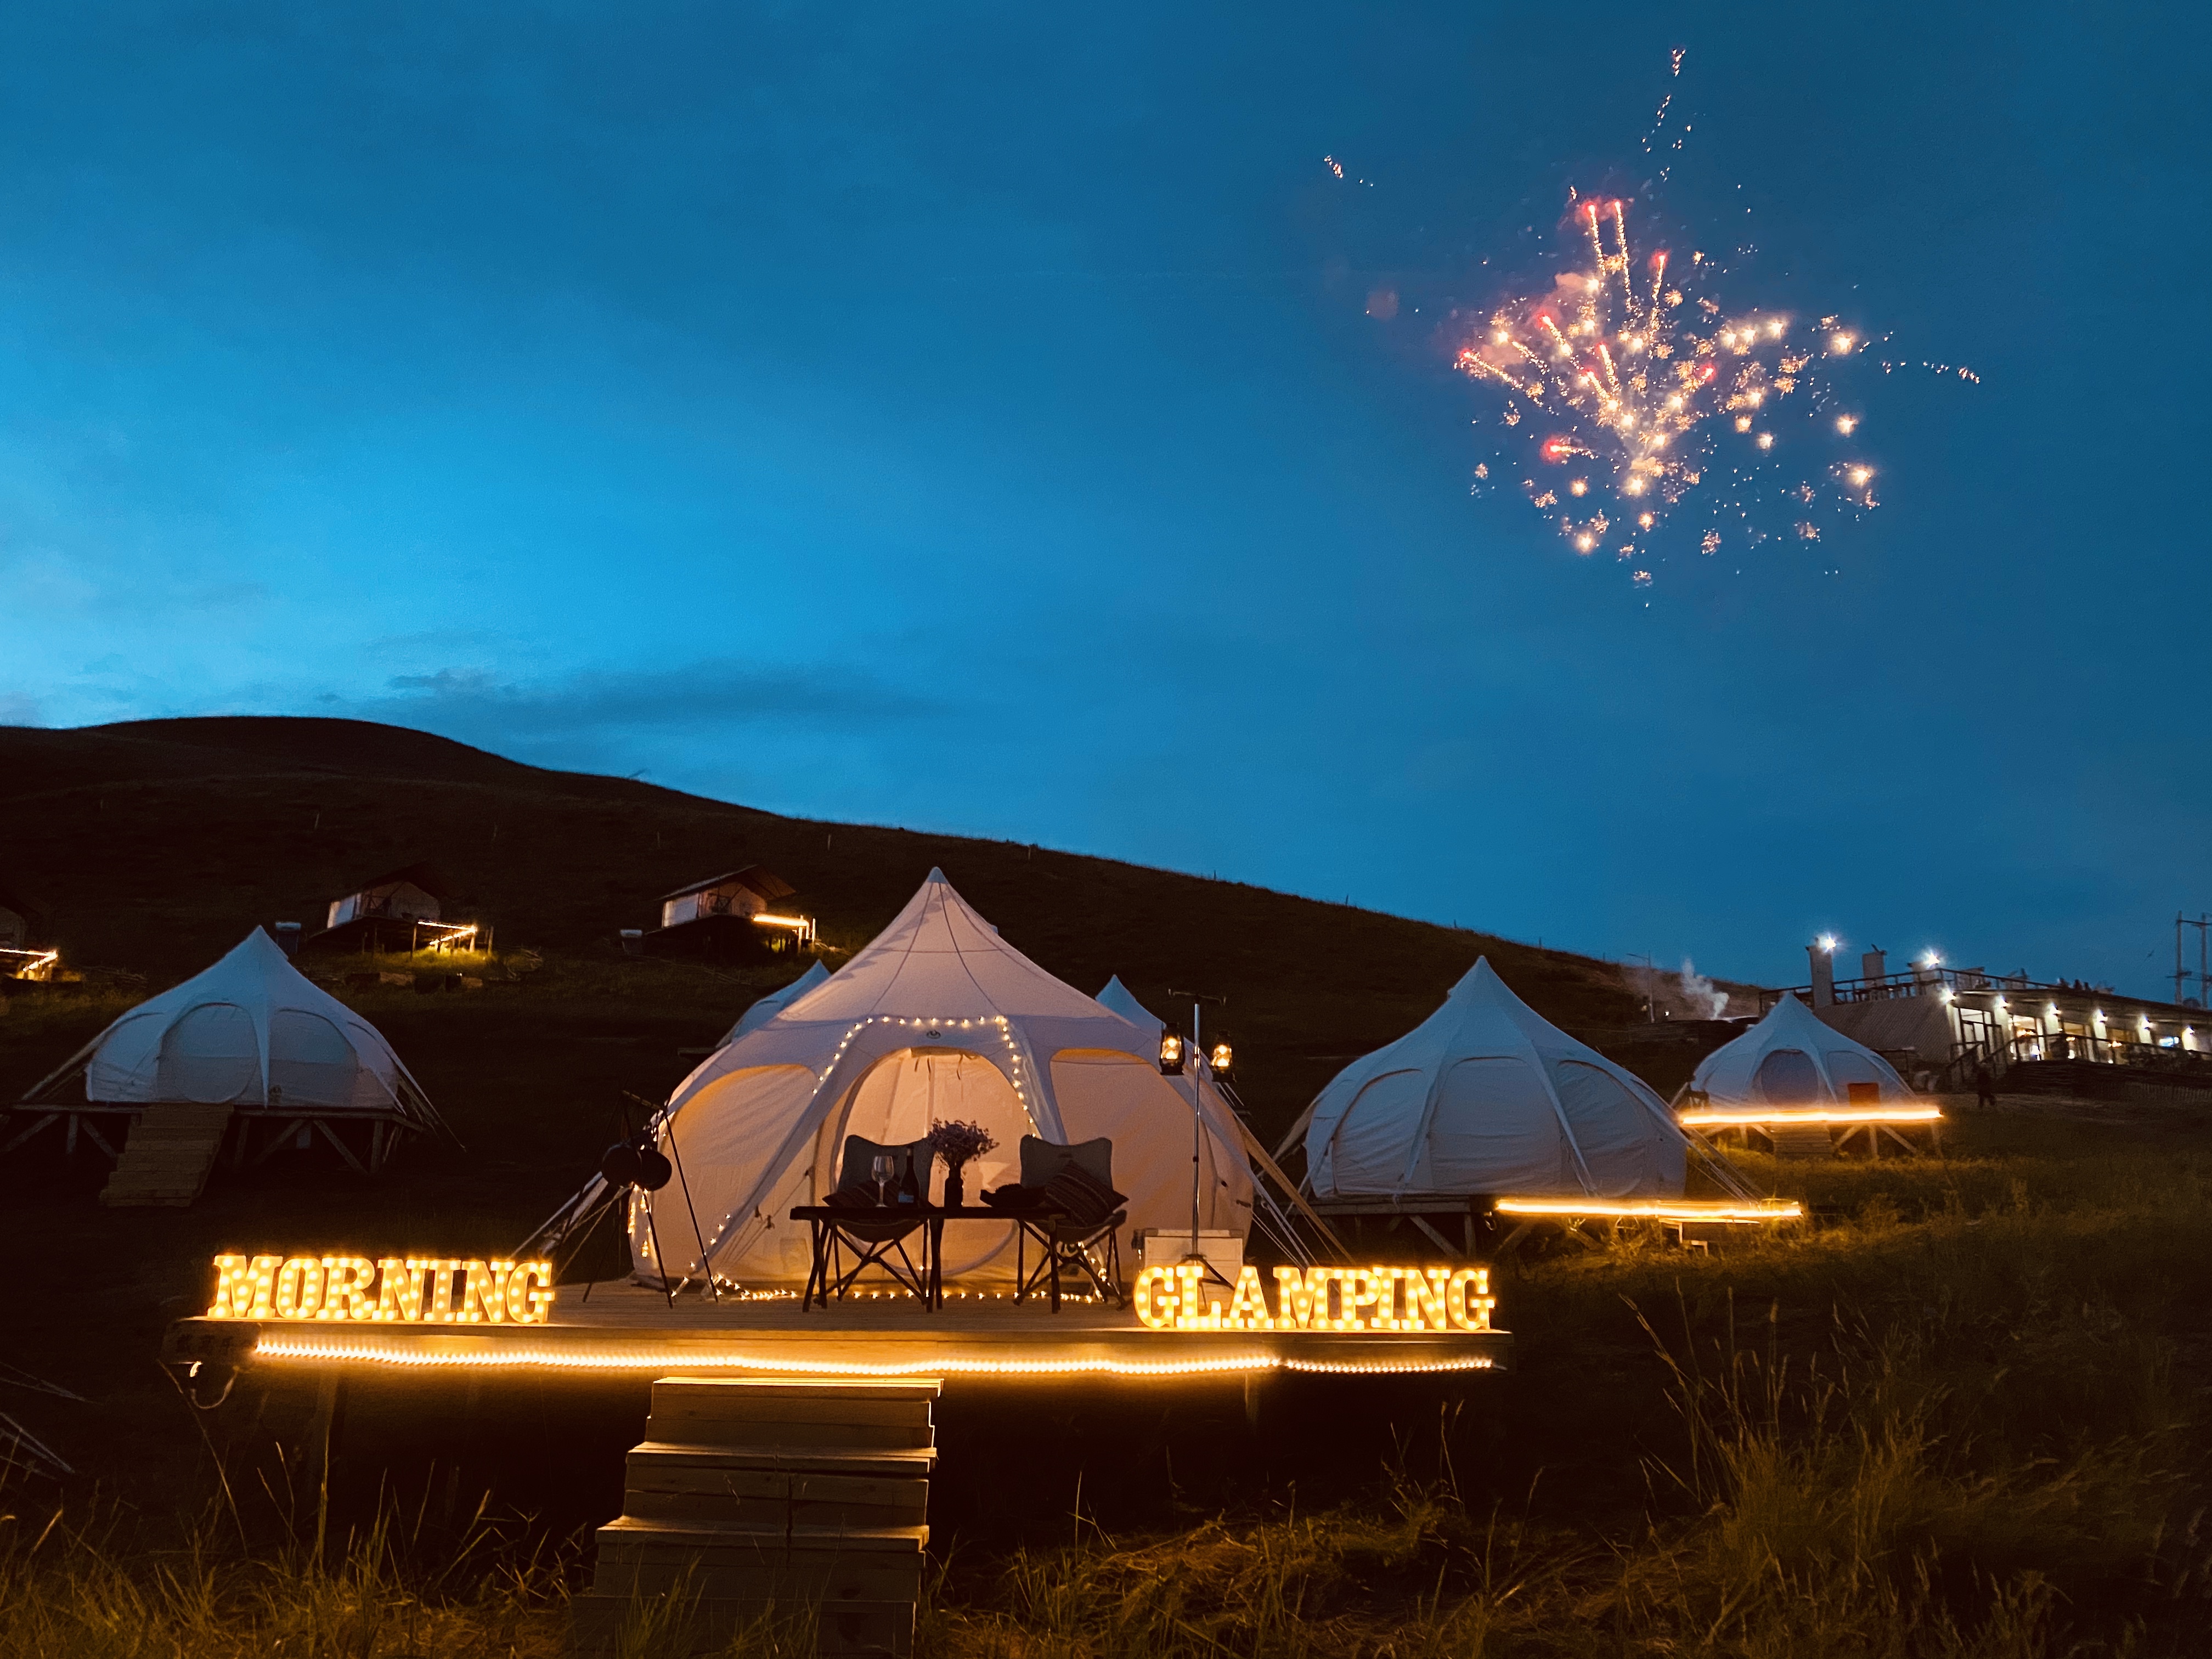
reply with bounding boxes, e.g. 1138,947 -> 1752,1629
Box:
206,1254 -> 557,1325
1132,1264 -> 1496,1333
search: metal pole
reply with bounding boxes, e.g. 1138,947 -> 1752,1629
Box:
1189,1002 -> 1202,1254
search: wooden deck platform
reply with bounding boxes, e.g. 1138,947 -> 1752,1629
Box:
164,1281 -> 1510,1384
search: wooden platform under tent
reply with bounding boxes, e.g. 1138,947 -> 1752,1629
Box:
163,1278 -> 1513,1385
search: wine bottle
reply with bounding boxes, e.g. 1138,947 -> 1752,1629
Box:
898,1148 -> 920,1207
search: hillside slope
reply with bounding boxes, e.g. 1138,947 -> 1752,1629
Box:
0,715 -> 1714,1139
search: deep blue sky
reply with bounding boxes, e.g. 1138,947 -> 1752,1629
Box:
2,4 -> 2205,997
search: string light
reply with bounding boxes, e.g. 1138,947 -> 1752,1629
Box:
247,1333 -> 1497,1379
690,1012 -> 1047,1276
1678,1106 -> 1942,1127
1494,1197 -> 1801,1223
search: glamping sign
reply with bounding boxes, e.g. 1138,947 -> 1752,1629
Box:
1134,1264 -> 1496,1333
206,1254 -> 557,1325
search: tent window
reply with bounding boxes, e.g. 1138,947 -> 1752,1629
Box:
1553,1060 -> 1658,1167
1422,1057 -> 1566,1193
1752,1048 -> 1825,1104
1325,1069 -> 1428,1193
268,1009 -> 362,1109
155,1003 -> 259,1104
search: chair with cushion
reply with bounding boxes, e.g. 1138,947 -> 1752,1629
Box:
1012,1135 -> 1127,1310
816,1135 -> 936,1304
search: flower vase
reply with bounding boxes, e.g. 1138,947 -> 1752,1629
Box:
942,1166 -> 966,1210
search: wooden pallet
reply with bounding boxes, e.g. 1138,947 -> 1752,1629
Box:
98,1103 -> 234,1206
573,1375 -> 940,1657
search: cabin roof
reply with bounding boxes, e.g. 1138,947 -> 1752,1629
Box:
341,861 -> 457,901
660,864 -> 796,905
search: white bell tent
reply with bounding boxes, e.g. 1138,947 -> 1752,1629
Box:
16,928 -> 444,1164
723,961 -> 832,1046
1295,958 -> 1697,1201
633,871 -> 1254,1289
1691,992 -> 1911,1107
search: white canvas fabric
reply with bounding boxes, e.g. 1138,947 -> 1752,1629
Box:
723,961 -> 832,1046
1302,957 -> 1689,1200
633,871 -> 1254,1288
1691,992 -> 1911,1105
80,929 -> 439,1124
1095,976 -> 1164,1050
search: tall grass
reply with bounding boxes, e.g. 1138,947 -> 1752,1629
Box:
3,1101 -> 2203,1656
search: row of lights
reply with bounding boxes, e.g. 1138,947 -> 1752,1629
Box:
251,1333 -> 1495,1379
1158,1034 -> 1233,1075
683,1013 -> 1044,1276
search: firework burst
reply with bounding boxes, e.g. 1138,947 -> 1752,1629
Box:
1457,195 -> 1876,572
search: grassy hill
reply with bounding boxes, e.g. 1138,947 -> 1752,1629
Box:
0,714 -> 1725,1149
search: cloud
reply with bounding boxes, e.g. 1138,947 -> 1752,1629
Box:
340,658 -> 940,743
0,691 -> 42,725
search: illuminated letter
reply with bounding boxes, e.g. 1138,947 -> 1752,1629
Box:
1223,1265 -> 1269,1330
422,1258 -> 466,1323
376,1258 -> 425,1322
1404,1267 -> 1451,1332
460,1260 -> 509,1324
1173,1262 -> 1216,1330
1346,1268 -> 1388,1331
207,1254 -> 281,1319
1133,1266 -> 1175,1329
1446,1266 -> 1495,1331
319,1257 -> 378,1321
521,1261 -> 556,1324
1272,1266 -> 1341,1330
272,1257 -> 326,1320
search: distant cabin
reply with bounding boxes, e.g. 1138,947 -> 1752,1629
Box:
310,863 -> 481,955
647,866 -> 815,957
1,881 -> 53,977
328,868 -> 446,929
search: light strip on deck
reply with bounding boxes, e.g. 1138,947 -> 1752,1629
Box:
1677,1106 -> 1943,1127
1493,1197 -> 1803,1223
249,1333 -> 1498,1379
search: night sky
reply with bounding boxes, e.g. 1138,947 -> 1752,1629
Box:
2,4 -> 2205,996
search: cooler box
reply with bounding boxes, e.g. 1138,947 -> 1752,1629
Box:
1134,1228 -> 1245,1282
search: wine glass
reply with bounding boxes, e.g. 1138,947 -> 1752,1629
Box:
870,1154 -> 895,1207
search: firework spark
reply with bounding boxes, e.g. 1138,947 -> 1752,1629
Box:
1454,197 -> 1878,575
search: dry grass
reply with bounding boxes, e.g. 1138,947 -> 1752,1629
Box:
3,1103 -> 2205,1656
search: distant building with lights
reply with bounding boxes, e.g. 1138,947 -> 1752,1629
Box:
307,863 -> 484,955
0,882 -> 41,954
1766,943 -> 2207,1082
0,880 -> 57,980
644,866 -> 815,958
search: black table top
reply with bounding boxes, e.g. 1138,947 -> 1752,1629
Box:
788,1204 -> 1041,1221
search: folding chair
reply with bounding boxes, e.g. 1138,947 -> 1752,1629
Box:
818,1135 -> 936,1305
1012,1136 -> 1127,1311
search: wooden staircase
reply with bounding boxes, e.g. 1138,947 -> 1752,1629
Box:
574,1375 -> 939,1657
1762,1122 -> 1835,1160
99,1103 -> 234,1206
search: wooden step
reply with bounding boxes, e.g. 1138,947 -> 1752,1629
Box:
1763,1123 -> 1835,1160
579,1377 -> 943,1658
100,1104 -> 234,1207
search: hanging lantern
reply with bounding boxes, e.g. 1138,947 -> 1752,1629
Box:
1159,1032 -> 1184,1074
1209,1041 -> 1233,1074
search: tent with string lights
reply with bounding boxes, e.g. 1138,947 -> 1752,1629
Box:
1689,992 -> 1912,1107
1283,957 -> 1735,1202
618,870 -> 1254,1291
